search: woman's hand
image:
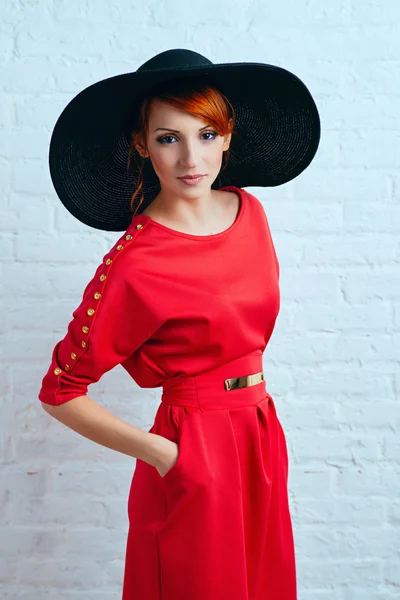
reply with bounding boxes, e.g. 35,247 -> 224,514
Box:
147,433 -> 180,478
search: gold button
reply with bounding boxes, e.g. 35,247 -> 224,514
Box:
82,326 -> 89,334
125,234 -> 133,240
87,308 -> 95,317
136,224 -> 143,230
71,353 -> 77,360
81,341 -> 87,348
94,292 -> 101,300
100,274 -> 106,282
65,364 -> 70,371
105,258 -> 112,265
54,367 -> 62,376
116,244 -> 124,250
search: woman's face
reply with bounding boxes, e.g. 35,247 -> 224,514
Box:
135,99 -> 231,195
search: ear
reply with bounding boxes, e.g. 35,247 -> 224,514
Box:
137,147 -> 149,158
222,131 -> 232,152
222,118 -> 233,151
133,133 -> 149,158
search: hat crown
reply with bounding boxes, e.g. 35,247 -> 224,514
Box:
137,48 -> 213,73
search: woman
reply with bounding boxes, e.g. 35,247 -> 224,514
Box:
38,48 -> 320,599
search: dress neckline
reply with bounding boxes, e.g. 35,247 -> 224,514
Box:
138,185 -> 245,241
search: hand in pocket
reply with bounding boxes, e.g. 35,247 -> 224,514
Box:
152,434 -> 180,478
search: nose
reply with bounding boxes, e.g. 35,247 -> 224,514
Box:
179,141 -> 199,168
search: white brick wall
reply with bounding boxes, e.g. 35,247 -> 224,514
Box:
1,1 -> 399,598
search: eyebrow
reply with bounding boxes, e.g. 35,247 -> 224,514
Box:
154,125 -> 211,133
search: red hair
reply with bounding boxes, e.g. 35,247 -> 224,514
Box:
127,76 -> 237,216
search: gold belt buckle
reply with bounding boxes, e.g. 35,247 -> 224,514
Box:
224,371 -> 264,391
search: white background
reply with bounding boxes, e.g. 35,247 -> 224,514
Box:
1,1 -> 399,598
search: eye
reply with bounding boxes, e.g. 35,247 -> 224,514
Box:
157,134 -> 177,144
157,131 -> 218,144
202,130 -> 217,141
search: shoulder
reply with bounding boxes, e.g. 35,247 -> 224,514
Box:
219,185 -> 266,215
218,185 -> 257,203
237,187 -> 262,205
90,219 -> 151,289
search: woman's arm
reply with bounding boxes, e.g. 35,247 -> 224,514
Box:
41,395 -> 175,471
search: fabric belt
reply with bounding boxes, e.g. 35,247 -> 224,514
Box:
161,351 -> 269,411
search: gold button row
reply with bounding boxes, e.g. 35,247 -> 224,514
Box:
53,223 -> 145,377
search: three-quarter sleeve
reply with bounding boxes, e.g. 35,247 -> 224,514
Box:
38,224 -> 160,406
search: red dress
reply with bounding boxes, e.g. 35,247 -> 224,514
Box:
38,185 -> 297,599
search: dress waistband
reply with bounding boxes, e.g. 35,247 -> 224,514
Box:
161,351 -> 269,410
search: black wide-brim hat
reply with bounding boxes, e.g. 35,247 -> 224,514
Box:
49,48 -> 321,231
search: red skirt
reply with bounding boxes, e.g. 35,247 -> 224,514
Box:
122,352 -> 297,599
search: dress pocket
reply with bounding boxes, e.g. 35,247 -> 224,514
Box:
160,416 -> 188,483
